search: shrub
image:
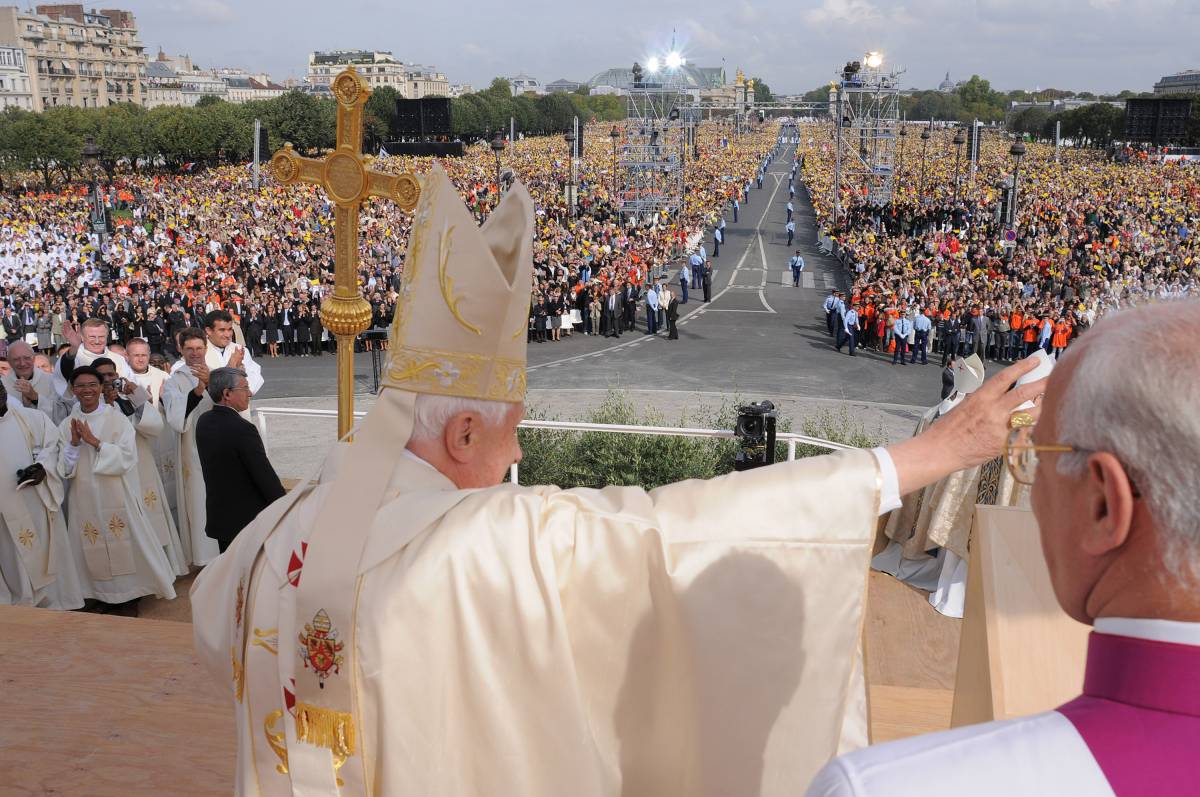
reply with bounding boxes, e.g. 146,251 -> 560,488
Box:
515,390 -> 884,489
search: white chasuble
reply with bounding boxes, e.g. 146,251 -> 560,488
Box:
205,340 -> 264,395
162,368 -> 219,566
192,448 -> 881,796
0,405 -> 87,609
133,366 -> 182,531
56,404 -> 176,603
121,394 -> 188,577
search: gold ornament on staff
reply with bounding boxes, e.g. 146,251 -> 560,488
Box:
269,68 -> 421,439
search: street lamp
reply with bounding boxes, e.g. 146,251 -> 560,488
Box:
564,130 -> 576,218
489,133 -> 505,208
918,124 -> 931,205
952,127 -> 966,205
1009,138 -> 1026,228
609,125 -> 620,198
81,136 -> 107,248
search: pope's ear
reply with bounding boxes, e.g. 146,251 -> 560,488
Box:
443,411 -> 477,463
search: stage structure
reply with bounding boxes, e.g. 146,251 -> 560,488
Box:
831,52 -> 904,220
616,52 -> 696,222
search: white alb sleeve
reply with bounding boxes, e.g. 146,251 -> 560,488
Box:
870,447 -> 902,516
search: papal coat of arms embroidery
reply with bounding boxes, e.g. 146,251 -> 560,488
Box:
298,609 -> 344,688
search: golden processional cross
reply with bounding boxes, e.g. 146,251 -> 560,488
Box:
270,68 -> 421,439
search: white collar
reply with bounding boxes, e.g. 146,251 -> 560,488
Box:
400,447 -> 437,473
1094,617 -> 1200,647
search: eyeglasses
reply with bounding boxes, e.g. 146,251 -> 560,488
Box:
1004,412 -> 1140,497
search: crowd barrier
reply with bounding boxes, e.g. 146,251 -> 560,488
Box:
250,407 -> 850,485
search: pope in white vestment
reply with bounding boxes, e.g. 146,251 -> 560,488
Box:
0,390 -> 88,609
192,165 -> 1046,796
57,368 -> 176,604
161,332 -> 220,567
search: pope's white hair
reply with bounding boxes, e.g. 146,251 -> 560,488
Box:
409,393 -> 516,441
1055,300 -> 1200,584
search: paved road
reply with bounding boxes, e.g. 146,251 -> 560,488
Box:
253,145 -> 943,408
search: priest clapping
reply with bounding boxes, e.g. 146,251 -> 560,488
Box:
56,366 -> 176,606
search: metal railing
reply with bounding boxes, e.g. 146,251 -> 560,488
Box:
251,406 -> 851,485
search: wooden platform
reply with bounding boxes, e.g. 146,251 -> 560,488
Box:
0,571 -> 958,794
0,606 -> 235,796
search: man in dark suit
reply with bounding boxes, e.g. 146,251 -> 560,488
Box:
196,366 -> 285,552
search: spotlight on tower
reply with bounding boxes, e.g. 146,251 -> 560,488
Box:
865,51 -> 883,69
646,56 -> 660,73
665,51 -> 683,70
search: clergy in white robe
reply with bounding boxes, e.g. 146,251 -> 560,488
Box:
808,302 -> 1200,797
53,317 -> 133,397
0,382 -> 88,609
93,355 -> 189,577
2,341 -> 64,423
161,329 -> 220,566
127,339 -> 183,540
192,166 -> 1049,796
203,309 -> 264,395
56,365 -> 176,604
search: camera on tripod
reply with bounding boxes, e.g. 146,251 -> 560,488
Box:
733,400 -> 778,471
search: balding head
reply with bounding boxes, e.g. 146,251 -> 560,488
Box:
7,341 -> 34,379
1032,301 -> 1200,625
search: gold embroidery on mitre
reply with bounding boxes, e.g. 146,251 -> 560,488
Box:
437,223 -> 481,335
264,710 -> 289,774
385,346 -> 525,402
82,522 -> 99,545
294,702 -> 356,758
17,528 -> 34,548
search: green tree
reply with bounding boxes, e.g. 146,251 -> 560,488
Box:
364,85 -> 400,149
6,108 -> 82,187
195,94 -> 224,108
802,84 -> 832,103
264,90 -> 334,153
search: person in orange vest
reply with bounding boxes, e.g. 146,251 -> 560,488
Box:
1022,314 -> 1040,358
1008,307 -> 1024,362
1052,315 -> 1073,357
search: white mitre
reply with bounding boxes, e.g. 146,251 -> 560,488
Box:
938,353 -> 985,415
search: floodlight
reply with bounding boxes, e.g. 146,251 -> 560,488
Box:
865,52 -> 883,69
646,56 -> 660,73
665,51 -> 683,70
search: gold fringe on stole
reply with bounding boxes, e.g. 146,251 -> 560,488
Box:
294,702 -> 357,757
232,646 -> 245,703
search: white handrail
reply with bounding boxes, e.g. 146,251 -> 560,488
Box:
250,406 -> 851,485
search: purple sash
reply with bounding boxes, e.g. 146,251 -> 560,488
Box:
1057,632 -> 1200,796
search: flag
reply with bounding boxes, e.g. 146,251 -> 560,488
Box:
378,146 -> 389,158
181,162 -> 195,172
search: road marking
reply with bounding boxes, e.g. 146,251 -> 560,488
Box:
758,289 -> 776,314
823,273 -> 834,289
530,156 -> 790,372
700,308 -> 773,314
803,271 -> 815,289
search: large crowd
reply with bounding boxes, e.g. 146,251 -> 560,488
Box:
0,122 -> 780,358
796,124 -> 1198,361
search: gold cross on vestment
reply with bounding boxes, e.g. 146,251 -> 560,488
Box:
270,68 -> 421,439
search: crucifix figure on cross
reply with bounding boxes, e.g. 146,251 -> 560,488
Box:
269,67 -> 421,439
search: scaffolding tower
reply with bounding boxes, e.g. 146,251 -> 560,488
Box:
831,54 -> 904,220
616,67 -> 695,222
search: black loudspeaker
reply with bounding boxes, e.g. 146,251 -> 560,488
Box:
257,126 -> 269,154
393,98 -> 453,138
394,99 -> 424,136
421,98 -> 451,136
1124,98 -> 1191,145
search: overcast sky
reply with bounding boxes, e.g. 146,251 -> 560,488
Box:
131,0 -> 1197,95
